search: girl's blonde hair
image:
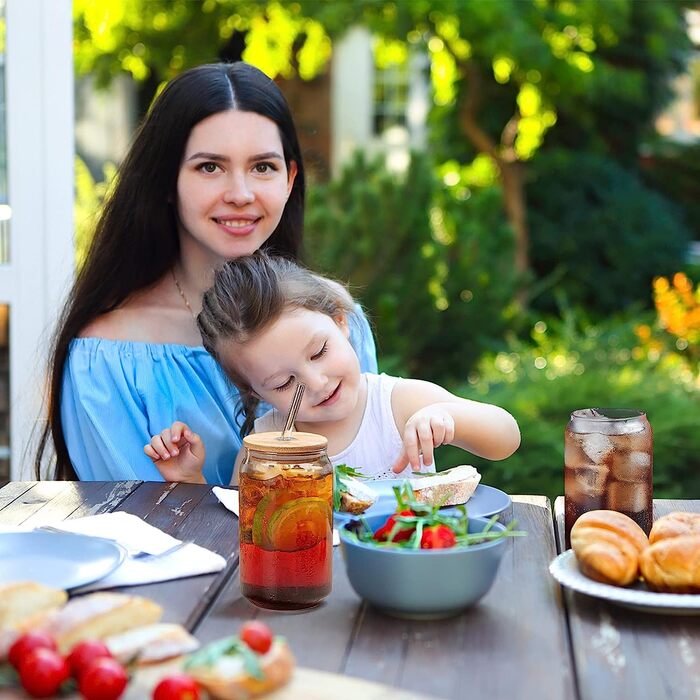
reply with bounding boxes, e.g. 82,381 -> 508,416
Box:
197,252 -> 355,436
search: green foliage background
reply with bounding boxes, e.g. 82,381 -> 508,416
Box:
72,0 -> 700,498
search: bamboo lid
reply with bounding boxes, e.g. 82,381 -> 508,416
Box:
243,431 -> 328,454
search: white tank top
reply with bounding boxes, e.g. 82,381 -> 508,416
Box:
253,373 -> 433,480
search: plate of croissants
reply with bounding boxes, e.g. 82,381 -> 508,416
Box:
550,510 -> 700,615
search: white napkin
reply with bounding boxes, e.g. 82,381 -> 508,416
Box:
14,512 -> 226,592
212,486 -> 340,546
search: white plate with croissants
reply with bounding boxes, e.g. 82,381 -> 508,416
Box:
550,510 -> 700,615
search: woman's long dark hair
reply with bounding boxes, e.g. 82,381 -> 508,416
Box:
36,62 -> 306,479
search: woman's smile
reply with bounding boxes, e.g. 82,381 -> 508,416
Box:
213,215 -> 262,237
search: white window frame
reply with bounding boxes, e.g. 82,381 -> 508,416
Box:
331,27 -> 429,175
3,0 -> 74,479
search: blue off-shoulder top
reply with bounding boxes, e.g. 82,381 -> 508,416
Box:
61,309 -> 378,484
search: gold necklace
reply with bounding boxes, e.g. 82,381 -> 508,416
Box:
171,268 -> 195,318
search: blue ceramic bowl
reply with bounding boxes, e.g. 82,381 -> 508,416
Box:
339,512 -> 507,619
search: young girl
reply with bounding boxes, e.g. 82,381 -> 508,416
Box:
144,253 -> 520,483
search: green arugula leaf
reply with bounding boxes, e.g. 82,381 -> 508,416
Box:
333,464 -> 369,511
184,635 -> 265,680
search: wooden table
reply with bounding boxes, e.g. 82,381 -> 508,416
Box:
552,496 -> 700,700
0,481 -> 697,699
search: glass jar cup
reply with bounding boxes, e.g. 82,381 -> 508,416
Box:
238,431 -> 333,610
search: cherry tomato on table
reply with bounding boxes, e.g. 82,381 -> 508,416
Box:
18,647 -> 70,698
239,620 -> 273,654
67,639 -> 113,679
78,657 -> 129,700
8,631 -> 57,669
153,673 -> 201,700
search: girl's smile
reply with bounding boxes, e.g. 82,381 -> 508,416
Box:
315,381 -> 342,408
226,307 -> 364,427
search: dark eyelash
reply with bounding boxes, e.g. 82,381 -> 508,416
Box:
312,342 -> 328,360
274,377 -> 294,392
196,162 -> 219,173
255,161 -> 278,172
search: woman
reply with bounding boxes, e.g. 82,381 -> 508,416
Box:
36,62 -> 377,483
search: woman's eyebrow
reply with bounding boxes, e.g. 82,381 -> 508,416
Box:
248,151 -> 284,162
185,151 -> 229,162
184,151 -> 284,163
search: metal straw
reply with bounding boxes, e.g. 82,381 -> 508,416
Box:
278,382 -> 305,441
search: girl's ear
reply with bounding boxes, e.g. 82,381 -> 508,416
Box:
334,312 -> 350,339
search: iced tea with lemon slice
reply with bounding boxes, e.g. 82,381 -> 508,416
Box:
239,432 -> 333,610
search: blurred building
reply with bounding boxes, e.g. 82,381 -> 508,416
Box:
0,0 -> 74,481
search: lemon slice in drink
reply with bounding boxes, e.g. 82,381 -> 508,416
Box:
266,497 -> 332,552
252,493 -> 279,548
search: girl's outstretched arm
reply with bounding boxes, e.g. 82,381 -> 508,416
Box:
389,378 -> 521,473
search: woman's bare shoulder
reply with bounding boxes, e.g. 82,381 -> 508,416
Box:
78,281 -> 200,345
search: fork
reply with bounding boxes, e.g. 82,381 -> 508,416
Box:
35,525 -> 191,559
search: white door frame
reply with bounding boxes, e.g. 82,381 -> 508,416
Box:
4,0 -> 74,479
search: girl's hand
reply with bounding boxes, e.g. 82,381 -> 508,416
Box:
144,421 -> 207,484
391,406 -> 455,473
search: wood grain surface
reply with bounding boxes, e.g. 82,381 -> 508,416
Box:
195,497 -> 577,700
553,497 -> 700,700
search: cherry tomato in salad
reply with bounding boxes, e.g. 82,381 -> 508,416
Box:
67,639 -> 113,679
153,673 -> 201,700
78,657 -> 128,700
8,631 -> 57,669
373,509 -> 415,542
420,524 -> 457,549
18,647 -> 70,698
239,620 -> 273,654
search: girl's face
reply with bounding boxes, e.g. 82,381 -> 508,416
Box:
225,308 -> 363,424
176,109 -> 297,266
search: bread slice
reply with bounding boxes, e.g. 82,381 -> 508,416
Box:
0,581 -> 68,629
0,582 -> 69,660
338,477 -> 377,515
42,592 -> 163,654
105,623 -> 199,666
409,465 -> 481,507
188,638 -> 294,700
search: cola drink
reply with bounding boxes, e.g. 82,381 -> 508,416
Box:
564,408 -> 653,545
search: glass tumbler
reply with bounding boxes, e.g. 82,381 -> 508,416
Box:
564,408 -> 653,544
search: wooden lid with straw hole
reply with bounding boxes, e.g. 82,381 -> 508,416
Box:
243,431 -> 328,454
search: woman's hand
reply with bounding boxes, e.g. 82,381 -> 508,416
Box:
391,405 -> 456,473
144,421 -> 207,483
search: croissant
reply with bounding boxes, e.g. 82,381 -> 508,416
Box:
640,512 -> 700,593
648,511 -> 700,545
570,510 -> 648,586
640,535 -> 700,593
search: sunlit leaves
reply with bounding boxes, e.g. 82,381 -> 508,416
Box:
437,155 -> 498,190
240,3 -> 331,79
375,37 -> 408,69
429,42 -> 458,106
296,22 -> 331,80
513,84 -> 557,160
493,55 -> 515,84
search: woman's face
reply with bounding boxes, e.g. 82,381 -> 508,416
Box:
176,109 -> 297,266
224,308 -> 363,425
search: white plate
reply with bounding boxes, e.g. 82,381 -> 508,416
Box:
0,531 -> 126,590
549,550 -> 700,615
334,480 -> 511,525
